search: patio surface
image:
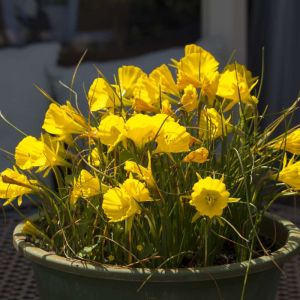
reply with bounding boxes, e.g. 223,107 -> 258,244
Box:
1,204 -> 300,300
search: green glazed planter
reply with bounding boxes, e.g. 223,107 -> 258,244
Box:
13,213 -> 300,300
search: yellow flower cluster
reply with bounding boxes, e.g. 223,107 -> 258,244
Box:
1,42 -> 299,228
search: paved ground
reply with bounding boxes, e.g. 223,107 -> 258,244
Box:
1,204 -> 300,300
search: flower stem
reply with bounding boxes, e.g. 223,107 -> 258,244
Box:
125,216 -> 134,264
204,219 -> 208,267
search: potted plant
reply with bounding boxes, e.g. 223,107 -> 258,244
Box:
2,44 -> 300,299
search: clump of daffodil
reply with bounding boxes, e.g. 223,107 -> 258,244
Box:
2,42 -> 300,270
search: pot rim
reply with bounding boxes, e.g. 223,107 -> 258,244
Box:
13,212 -> 300,282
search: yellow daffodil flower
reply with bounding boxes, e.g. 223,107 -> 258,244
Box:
180,84 -> 198,112
277,155 -> 300,189
88,78 -> 120,111
102,187 -> 141,222
190,176 -> 239,219
199,108 -> 231,140
122,178 -> 152,202
183,147 -> 209,163
136,244 -> 144,252
176,45 -> 220,101
133,77 -> 162,113
88,147 -> 101,167
160,99 -> 174,116
125,113 -> 172,148
149,64 -> 179,96
42,102 -> 87,139
201,71 -> 220,106
124,156 -> 155,188
0,168 -> 37,206
184,44 -> 205,55
116,65 -> 146,99
155,120 -> 191,153
102,177 -> 152,222
70,169 -> 108,206
98,114 -> 126,147
125,114 -> 157,148
15,135 -> 70,175
273,128 -> 300,155
21,220 -> 50,242
217,63 -> 258,111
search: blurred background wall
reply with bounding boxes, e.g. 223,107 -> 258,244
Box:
0,0 -> 299,170
248,0 -> 300,123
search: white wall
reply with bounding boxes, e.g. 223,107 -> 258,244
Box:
201,0 -> 247,64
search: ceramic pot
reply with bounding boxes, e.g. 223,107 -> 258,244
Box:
13,213 -> 300,300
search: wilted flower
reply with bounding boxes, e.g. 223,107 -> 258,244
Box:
88,147 -> 101,167
183,147 -> 209,163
